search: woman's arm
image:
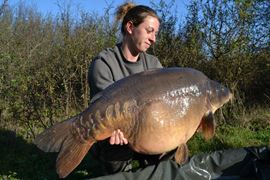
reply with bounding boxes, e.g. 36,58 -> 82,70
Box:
88,58 -> 114,99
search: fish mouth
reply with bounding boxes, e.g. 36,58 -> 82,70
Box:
227,92 -> 234,104
229,92 -> 234,101
224,91 -> 234,104
209,91 -> 233,113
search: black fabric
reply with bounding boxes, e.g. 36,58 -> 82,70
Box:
89,146 -> 270,180
89,139 -> 164,175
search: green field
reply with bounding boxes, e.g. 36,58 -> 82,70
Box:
1,108 -> 269,180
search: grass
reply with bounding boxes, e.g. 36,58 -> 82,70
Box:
188,125 -> 270,155
1,125 -> 269,180
0,128 -> 106,180
1,107 -> 269,179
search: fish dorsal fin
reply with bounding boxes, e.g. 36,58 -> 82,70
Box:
201,111 -> 215,140
90,91 -> 103,104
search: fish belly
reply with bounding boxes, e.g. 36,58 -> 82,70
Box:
130,124 -> 195,154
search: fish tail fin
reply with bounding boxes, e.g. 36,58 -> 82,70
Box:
56,138 -> 95,178
34,116 -> 76,152
34,115 -> 95,178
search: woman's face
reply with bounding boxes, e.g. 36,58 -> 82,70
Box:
128,16 -> 160,53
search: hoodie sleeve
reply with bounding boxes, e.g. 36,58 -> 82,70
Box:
88,57 -> 114,99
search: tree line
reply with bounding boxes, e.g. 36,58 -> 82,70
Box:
0,0 -> 269,139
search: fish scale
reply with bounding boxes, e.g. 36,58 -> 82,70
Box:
34,67 -> 233,178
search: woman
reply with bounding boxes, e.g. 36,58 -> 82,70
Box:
88,2 -> 163,174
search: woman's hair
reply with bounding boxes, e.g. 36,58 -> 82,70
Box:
115,2 -> 160,35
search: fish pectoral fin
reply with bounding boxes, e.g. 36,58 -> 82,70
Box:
196,122 -> 202,133
201,111 -> 215,140
174,143 -> 189,165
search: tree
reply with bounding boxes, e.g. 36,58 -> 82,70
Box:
0,0 -> 8,16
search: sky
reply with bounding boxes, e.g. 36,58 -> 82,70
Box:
5,0 -> 189,21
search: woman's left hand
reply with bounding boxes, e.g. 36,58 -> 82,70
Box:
109,129 -> 128,145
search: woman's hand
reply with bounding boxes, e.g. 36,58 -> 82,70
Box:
109,129 -> 128,145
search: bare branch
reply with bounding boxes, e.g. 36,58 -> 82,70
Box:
0,0 -> 8,16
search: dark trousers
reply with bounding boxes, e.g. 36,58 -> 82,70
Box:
90,139 -> 175,174
90,146 -> 270,180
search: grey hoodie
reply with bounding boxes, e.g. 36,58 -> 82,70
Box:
88,43 -> 162,99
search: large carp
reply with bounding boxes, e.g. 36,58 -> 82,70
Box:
34,67 -> 233,178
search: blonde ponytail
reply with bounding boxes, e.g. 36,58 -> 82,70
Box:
115,2 -> 136,21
